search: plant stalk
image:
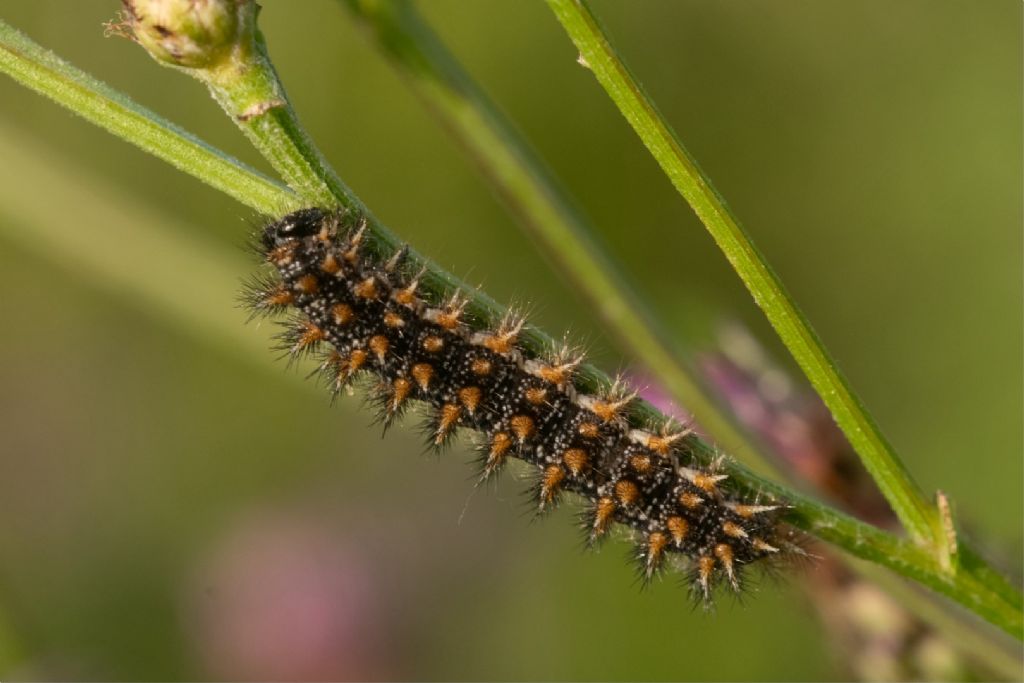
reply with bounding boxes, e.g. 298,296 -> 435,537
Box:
543,0 -> 941,550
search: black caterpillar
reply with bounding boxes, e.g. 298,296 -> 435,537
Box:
244,207 -> 793,600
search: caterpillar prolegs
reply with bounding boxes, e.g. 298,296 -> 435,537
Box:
244,207 -> 796,602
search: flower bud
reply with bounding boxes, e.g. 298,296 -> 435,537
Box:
121,0 -> 251,69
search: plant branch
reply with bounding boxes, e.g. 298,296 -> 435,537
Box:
0,19 -> 294,216
199,27 -> 352,209
544,0 -> 941,550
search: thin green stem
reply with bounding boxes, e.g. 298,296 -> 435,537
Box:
1,15 -> 1018,640
0,19 -> 294,216
544,0 -> 940,549
197,28 -> 352,209
339,0 -> 776,475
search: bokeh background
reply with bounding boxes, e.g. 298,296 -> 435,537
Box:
0,1 -> 1020,680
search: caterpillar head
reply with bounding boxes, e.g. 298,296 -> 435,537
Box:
262,207 -> 328,250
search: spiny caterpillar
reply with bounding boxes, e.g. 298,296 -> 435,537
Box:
244,207 -> 795,602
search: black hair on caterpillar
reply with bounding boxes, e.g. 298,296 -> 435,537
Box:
243,206 -> 796,602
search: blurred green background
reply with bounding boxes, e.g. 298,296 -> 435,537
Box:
0,1 -> 1020,679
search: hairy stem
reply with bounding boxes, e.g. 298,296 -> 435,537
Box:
198,28 -> 351,209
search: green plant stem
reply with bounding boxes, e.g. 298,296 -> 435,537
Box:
2,17 -> 1019,639
0,19 -> 293,216
339,0 -> 777,475
195,28 -> 351,210
544,0 -> 941,549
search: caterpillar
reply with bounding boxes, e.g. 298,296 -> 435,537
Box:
243,206 -> 795,601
